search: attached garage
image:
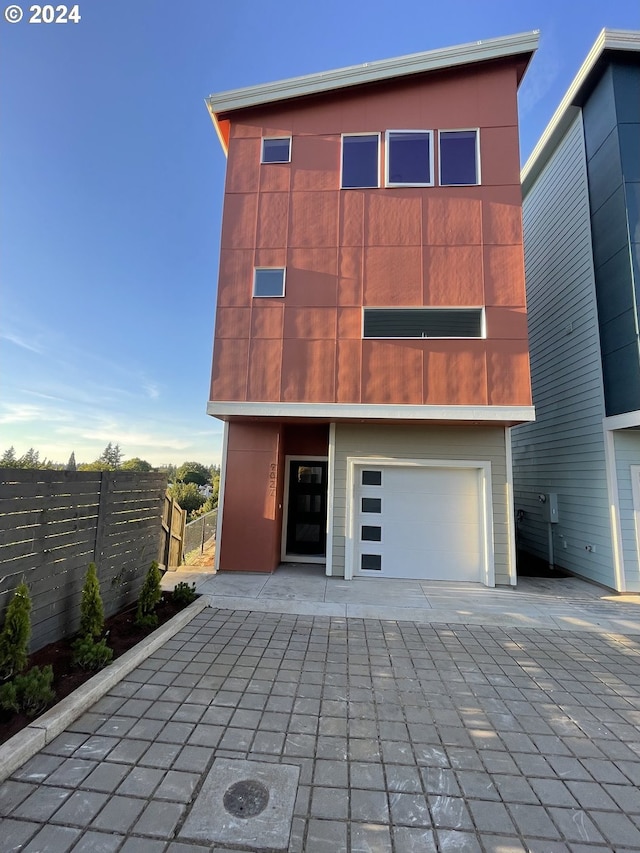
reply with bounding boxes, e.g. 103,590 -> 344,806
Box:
344,457 -> 495,585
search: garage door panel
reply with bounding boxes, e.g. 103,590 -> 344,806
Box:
377,548 -> 481,581
381,493 -> 478,525
385,466 -> 477,494
382,522 -> 480,549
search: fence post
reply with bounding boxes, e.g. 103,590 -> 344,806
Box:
93,471 -> 112,565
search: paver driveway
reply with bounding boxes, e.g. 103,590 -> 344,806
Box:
2,606 -> 640,852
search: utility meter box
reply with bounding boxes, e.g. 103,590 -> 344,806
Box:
542,493 -> 559,523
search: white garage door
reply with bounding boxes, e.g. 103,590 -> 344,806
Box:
355,465 -> 483,581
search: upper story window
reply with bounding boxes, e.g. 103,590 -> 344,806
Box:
386,130 -> 434,186
439,130 -> 479,185
254,268 -> 285,297
261,137 -> 291,164
363,308 -> 484,339
341,133 -> 380,189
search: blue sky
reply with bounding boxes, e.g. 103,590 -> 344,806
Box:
1,0 -> 638,467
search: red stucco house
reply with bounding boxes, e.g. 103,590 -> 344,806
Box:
206,32 -> 538,586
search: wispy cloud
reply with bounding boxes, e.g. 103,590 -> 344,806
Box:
143,382 -> 160,400
0,331 -> 45,355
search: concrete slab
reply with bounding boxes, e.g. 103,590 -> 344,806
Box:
180,757 -> 299,851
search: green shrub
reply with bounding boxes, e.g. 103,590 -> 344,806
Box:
71,635 -> 113,671
172,581 -> 197,608
0,580 -> 32,680
135,561 -> 162,629
79,562 -> 105,639
13,665 -> 55,717
0,680 -> 18,714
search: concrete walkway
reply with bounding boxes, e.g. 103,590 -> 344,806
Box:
2,570 -> 640,851
163,564 -> 640,635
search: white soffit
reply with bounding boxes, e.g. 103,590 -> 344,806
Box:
522,28 -> 640,195
206,401 -> 536,424
207,31 -> 539,145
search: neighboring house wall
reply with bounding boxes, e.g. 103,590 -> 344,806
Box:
584,63 -> 640,416
332,423 -> 510,583
511,114 -> 616,586
614,430 -> 640,586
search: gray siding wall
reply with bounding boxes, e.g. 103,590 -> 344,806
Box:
512,113 -> 615,588
331,423 -> 510,584
614,430 -> 640,588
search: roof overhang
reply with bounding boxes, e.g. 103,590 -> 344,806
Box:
207,31 -> 539,154
522,28 -> 640,195
207,401 -> 536,427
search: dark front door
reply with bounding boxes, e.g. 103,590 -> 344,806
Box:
286,460 -> 328,557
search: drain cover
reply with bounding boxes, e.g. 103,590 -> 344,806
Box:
223,779 -> 270,819
180,758 -> 299,850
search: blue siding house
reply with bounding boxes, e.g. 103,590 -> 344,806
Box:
512,29 -> 640,591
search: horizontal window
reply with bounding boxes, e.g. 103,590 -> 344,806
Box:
342,134 -> 379,188
361,554 -> 382,571
262,137 -> 291,164
364,308 -> 483,338
362,470 -> 382,486
439,130 -> 479,185
253,268 -> 285,298
386,130 -> 433,186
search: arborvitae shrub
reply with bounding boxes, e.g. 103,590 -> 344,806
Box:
0,580 -> 32,680
79,562 -> 105,639
135,561 -> 162,629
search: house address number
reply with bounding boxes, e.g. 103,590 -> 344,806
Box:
269,463 -> 277,497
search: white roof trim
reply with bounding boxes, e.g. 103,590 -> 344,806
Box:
604,411 -> 640,431
207,31 -> 539,118
522,28 -> 640,194
207,401 -> 535,424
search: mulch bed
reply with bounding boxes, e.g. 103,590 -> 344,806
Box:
0,592 -> 193,746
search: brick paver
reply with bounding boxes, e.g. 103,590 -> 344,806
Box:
2,608 -> 640,851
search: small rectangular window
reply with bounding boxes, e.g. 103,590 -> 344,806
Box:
254,268 -> 285,298
363,308 -> 483,339
362,470 -> 382,486
361,554 -> 382,571
362,498 -> 382,513
342,134 -> 379,188
386,130 -> 433,186
361,525 -> 382,542
439,130 -> 479,185
262,137 -> 291,164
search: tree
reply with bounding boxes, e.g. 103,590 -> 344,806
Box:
0,581 -> 32,680
135,561 -> 162,629
157,463 -> 177,481
168,481 -> 206,515
99,443 -> 123,469
77,442 -> 125,471
16,448 -> 48,469
181,470 -> 207,486
67,452 -> 77,471
0,447 -> 17,467
176,461 -> 210,483
120,457 -> 153,472
78,563 -> 105,638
